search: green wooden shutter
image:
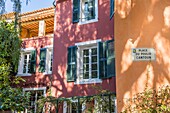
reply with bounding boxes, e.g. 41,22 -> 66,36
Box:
67,46 -> 77,82
72,0 -> 80,23
39,48 -> 46,73
110,0 -> 114,19
106,40 -> 115,77
98,42 -> 107,79
28,50 -> 36,73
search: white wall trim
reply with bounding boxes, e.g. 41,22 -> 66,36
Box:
74,79 -> 102,85
44,45 -> 53,49
21,47 -> 35,52
17,73 -> 32,76
23,87 -> 46,96
78,18 -> 98,25
23,87 -> 46,91
75,39 -> 101,46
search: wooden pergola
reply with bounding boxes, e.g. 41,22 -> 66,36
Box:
1,7 -> 55,38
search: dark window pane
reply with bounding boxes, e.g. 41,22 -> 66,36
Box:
92,56 -> 97,62
83,72 -> 89,79
83,57 -> 89,63
83,49 -> 89,56
92,71 -> 97,78
92,63 -> 97,70
91,48 -> 97,55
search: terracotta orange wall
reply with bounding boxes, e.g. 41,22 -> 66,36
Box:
52,0 -> 115,98
115,0 -> 170,112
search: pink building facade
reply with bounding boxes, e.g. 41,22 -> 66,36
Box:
14,0 -> 115,112
52,0 -> 116,112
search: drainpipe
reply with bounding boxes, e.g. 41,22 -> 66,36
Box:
47,0 -> 57,112
49,0 -> 56,96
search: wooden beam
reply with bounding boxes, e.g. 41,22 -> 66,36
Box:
21,17 -> 54,25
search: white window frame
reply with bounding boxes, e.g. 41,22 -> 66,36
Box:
75,39 -> 102,84
17,47 -> 35,76
78,0 -> 98,25
42,45 -> 53,75
23,87 -> 46,113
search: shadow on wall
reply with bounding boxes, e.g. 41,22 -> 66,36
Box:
51,0 -> 115,101
115,0 -> 170,112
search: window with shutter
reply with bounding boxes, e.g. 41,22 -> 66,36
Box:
39,48 -> 47,73
73,0 -> 98,24
67,46 -> 77,82
110,0 -> 114,19
17,48 -> 36,76
68,39 -> 115,84
74,39 -> 102,84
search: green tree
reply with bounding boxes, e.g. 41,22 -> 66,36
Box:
0,20 -> 30,112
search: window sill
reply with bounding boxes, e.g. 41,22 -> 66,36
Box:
42,72 -> 52,75
78,18 -> 98,25
74,79 -> 102,85
17,73 -> 32,76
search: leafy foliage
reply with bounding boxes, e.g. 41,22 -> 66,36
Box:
122,85 -> 170,113
0,20 -> 21,74
0,20 -> 30,111
0,87 -> 30,111
37,96 -> 56,113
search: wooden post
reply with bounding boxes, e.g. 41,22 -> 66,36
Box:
38,20 -> 46,36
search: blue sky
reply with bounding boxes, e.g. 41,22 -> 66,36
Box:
6,0 -> 54,13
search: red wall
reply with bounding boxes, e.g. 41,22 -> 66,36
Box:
52,0 -> 115,98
